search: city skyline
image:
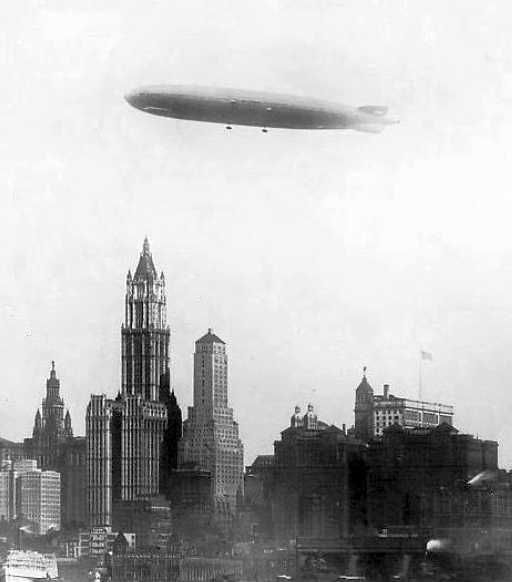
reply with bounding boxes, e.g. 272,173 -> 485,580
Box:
0,235 -> 505,467
2,1 -> 512,469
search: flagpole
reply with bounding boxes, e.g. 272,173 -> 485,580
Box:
418,353 -> 423,402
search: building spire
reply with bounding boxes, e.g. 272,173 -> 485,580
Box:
143,236 -> 150,255
46,360 -> 60,400
133,238 -> 157,281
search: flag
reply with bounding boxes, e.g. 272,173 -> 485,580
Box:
420,350 -> 433,361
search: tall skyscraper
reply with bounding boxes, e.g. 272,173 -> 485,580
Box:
178,330 -> 244,520
122,237 -> 169,401
87,395 -> 114,526
87,239 -> 180,527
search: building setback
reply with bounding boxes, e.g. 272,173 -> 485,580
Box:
177,330 -> 244,526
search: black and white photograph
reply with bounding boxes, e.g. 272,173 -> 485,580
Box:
1,1 -> 512,580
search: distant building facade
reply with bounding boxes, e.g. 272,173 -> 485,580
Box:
18,469 -> 61,534
0,438 -> 26,465
0,459 -> 41,523
0,461 -> 16,522
354,371 -> 454,441
177,330 -> 244,527
86,239 -> 182,527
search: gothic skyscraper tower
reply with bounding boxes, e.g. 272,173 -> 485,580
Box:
87,239 -> 179,526
122,237 -> 169,401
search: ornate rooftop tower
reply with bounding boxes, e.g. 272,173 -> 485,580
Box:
28,361 -> 73,469
121,237 -> 169,401
354,367 -> 374,441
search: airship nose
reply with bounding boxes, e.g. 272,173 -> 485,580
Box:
125,89 -> 145,110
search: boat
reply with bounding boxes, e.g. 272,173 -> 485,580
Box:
0,550 -> 58,582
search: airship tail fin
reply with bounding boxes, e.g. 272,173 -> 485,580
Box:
358,105 -> 388,116
354,123 -> 384,134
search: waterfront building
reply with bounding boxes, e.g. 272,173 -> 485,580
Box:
270,405 -> 366,541
366,423 -> 500,529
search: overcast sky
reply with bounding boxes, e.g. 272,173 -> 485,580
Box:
2,0 -> 512,466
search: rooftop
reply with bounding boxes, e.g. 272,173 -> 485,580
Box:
196,328 -> 225,345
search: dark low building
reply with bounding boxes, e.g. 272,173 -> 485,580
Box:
367,423 -> 500,530
246,405 -> 367,544
242,455 -> 275,542
159,370 -> 182,499
168,465 -> 214,540
113,495 -> 172,551
273,405 -> 367,541
60,436 -> 87,528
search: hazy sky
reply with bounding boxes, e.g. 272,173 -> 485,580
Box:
2,0 -> 512,466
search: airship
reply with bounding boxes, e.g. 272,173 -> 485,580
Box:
125,85 -> 398,133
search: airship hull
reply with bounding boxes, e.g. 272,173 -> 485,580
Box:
125,85 -> 397,132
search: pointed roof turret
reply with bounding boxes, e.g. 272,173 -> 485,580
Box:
134,237 -> 157,281
64,409 -> 73,435
33,409 -> 42,436
356,366 -> 374,398
196,328 -> 225,345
